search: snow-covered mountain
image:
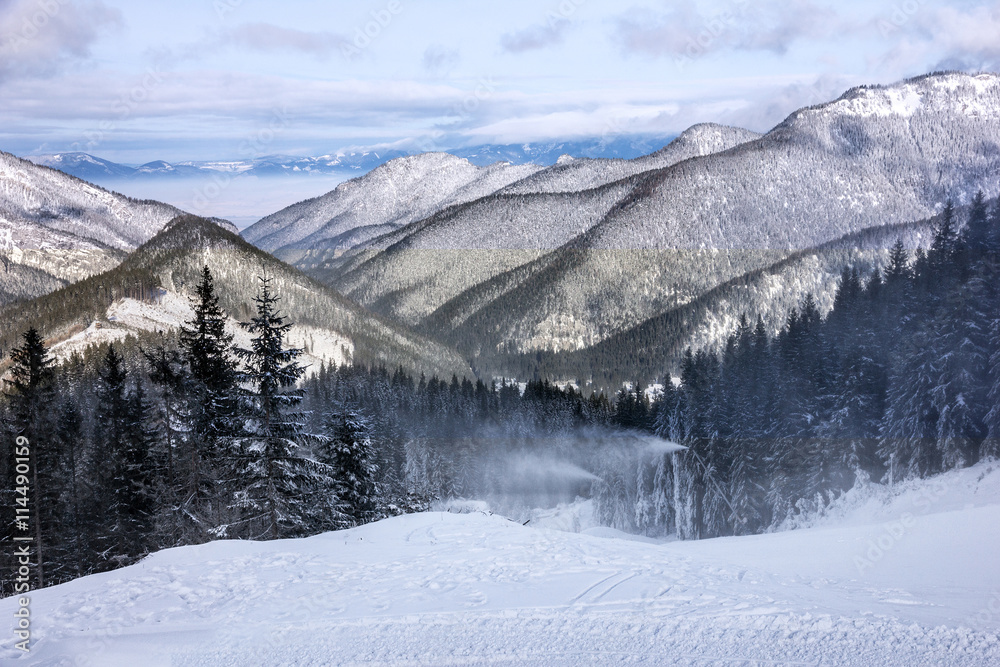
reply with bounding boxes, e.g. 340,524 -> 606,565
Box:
451,133 -> 679,166
25,136 -> 680,185
25,151 -> 413,181
295,123 -> 758,328
0,151 -> 220,306
298,72 -> 1000,363
0,214 -> 471,379
4,460 -> 998,664
242,152 -> 542,254
497,124 -> 761,195
24,152 -> 136,179
521,212 -> 943,389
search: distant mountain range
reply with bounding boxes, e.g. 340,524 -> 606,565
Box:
5,71 -> 1000,386
240,71 -> 1000,383
22,135 -> 678,184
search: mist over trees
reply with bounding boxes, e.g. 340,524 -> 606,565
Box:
2,192 -> 998,594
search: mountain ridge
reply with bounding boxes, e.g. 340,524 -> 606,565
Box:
0,150 -> 230,307
355,71 -> 1000,362
0,214 -> 472,379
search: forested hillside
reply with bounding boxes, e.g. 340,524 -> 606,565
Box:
291,72 -> 1000,365
244,153 -> 542,255
0,215 -> 470,379
472,212 -> 944,390
4,193 -> 997,594
0,150 -> 214,307
309,123 -> 760,326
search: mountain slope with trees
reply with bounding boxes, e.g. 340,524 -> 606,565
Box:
1,193 -> 996,596
287,72 -> 1000,360
243,153 -> 542,255
0,150 -> 228,307
0,215 -> 471,379
300,124 -> 762,326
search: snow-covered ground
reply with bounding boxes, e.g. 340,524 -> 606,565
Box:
3,462 -> 999,665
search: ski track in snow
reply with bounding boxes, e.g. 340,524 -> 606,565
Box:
2,464 -> 1000,665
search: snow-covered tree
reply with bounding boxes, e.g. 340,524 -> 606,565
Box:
318,406 -> 380,527
5,328 -> 56,587
229,271 -> 327,540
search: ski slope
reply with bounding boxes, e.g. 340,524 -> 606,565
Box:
2,463 -> 999,665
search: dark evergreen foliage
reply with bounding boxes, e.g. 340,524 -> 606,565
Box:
1,194 -> 997,594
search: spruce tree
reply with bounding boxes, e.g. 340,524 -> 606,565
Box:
179,267 -> 238,452
886,239 -> 910,284
318,405 -> 380,527
178,266 -> 239,537
52,400 -> 84,580
230,271 -> 326,540
929,200 -> 960,278
91,346 -> 157,563
4,328 -> 56,587
964,191 -> 990,258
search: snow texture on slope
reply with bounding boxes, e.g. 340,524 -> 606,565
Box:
242,153 -> 542,252
1,460 -> 998,666
397,72 -> 1000,354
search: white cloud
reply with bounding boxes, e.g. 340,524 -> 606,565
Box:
500,17 -> 571,53
221,23 -> 348,57
873,2 -> 1000,73
613,0 -> 845,59
0,0 -> 121,81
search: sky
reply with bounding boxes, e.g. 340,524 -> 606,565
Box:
1,0 -> 999,166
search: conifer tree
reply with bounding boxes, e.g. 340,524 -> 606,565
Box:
91,346 -> 157,563
5,328 -> 56,587
180,266 -> 238,451
964,190 -> 990,258
886,239 -> 910,284
929,200 -> 960,278
52,399 -> 84,580
177,266 -> 240,536
230,271 -> 326,540
318,405 -> 380,527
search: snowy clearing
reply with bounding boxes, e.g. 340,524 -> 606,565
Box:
2,462 -> 999,666
48,292 -> 352,372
